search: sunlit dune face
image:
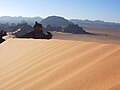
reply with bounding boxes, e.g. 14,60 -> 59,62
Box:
0,39 -> 120,90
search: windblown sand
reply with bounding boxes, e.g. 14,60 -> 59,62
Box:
0,38 -> 120,90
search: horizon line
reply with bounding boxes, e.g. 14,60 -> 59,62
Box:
0,15 -> 119,24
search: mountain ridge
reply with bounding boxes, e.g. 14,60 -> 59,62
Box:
41,16 -> 73,27
0,16 -> 43,25
70,19 -> 120,28
0,16 -> 120,25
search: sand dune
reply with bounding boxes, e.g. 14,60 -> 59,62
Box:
0,38 -> 120,90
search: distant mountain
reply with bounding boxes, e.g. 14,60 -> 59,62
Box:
1,16 -> 120,28
41,16 -> 73,27
0,16 -> 42,25
70,19 -> 120,28
2,15 -> 120,35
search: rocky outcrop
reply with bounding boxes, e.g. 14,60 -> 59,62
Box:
14,23 -> 34,37
20,30 -> 52,39
18,22 -> 53,39
0,30 -> 7,44
64,24 -> 87,34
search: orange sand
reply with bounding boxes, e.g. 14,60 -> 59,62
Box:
0,39 -> 120,90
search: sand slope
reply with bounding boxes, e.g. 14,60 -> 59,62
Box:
0,39 -> 120,90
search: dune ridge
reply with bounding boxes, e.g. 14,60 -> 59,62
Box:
0,39 -> 120,90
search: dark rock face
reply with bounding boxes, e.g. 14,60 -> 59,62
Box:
0,30 -> 7,44
20,30 -> 52,39
41,16 -> 73,27
64,24 -> 87,34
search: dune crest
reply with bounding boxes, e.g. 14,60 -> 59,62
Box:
0,39 -> 120,90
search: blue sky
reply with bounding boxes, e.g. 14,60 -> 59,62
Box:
0,0 -> 120,23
